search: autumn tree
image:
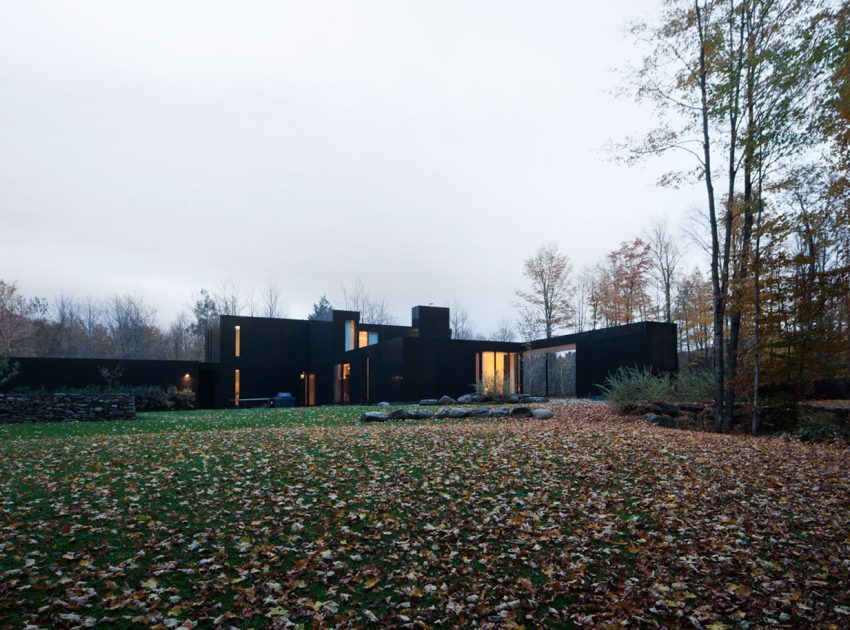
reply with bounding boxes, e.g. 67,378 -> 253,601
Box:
516,243 -> 573,339
0,280 -> 47,354
625,0 -> 835,431
598,239 -> 653,326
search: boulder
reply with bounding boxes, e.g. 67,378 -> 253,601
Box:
360,412 -> 389,423
419,399 -> 439,406
468,407 -> 492,417
449,407 -> 469,418
502,394 -> 519,404
434,408 -> 449,419
376,401 -> 391,407
457,394 -> 475,404
388,409 -> 410,420
490,406 -> 510,416
531,408 -> 554,420
642,413 -> 676,428
471,394 -> 490,403
523,396 -> 547,403
635,403 -> 663,416
406,409 -> 434,419
437,395 -> 456,405
510,406 -> 532,418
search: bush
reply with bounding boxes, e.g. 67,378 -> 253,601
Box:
598,366 -> 713,413
673,369 -> 714,400
474,376 -> 513,397
790,418 -> 850,443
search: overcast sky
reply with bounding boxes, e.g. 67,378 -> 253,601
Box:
0,1 -> 705,334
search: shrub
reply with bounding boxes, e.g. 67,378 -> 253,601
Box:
790,418 -> 850,443
474,376 -> 513,396
673,369 -> 714,400
598,366 -> 713,413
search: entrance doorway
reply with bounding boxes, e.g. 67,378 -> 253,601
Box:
334,363 -> 351,403
303,372 -> 316,406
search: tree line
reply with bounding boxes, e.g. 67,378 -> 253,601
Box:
618,0 -> 849,432
0,279 -> 401,362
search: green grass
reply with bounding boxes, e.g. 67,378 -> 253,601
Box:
1,405 -> 848,627
0,406 -> 377,441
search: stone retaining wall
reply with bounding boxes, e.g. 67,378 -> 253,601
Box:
0,393 -> 136,423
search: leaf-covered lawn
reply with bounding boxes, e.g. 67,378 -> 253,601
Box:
1,404 -> 848,628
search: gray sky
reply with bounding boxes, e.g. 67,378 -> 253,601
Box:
0,1 -> 703,334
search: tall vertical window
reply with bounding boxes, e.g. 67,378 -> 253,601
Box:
334,363 -> 351,402
234,369 -> 240,406
344,320 -> 355,351
234,325 -> 241,357
477,352 -> 518,395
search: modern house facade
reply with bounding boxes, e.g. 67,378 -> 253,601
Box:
204,305 -> 677,407
5,304 -> 678,407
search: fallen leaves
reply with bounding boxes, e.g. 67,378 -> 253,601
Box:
0,402 -> 848,627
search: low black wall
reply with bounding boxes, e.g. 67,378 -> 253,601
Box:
4,357 -> 202,393
0,393 -> 135,423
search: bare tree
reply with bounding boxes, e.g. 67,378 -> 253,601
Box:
647,219 -> 682,323
449,302 -> 475,340
212,280 -> 247,316
341,279 -> 395,325
490,318 -> 515,342
516,243 -> 573,339
261,280 -> 286,318
106,294 -> 159,359
166,312 -> 196,360
516,306 -> 544,343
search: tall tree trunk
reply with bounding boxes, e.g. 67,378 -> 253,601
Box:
695,1 -> 726,433
724,18 -> 755,432
752,182 -> 764,435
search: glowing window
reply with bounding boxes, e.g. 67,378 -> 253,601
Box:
479,352 -> 518,395
234,369 -> 240,406
358,330 -> 380,348
235,325 -> 241,357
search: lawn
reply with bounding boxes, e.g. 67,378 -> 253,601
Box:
1,404 -> 848,628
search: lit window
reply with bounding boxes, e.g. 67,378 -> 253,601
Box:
344,320 -> 355,351
479,352 -> 518,395
358,330 -> 379,348
235,325 -> 241,357
234,369 -> 240,406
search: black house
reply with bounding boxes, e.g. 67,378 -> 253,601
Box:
205,305 -> 678,407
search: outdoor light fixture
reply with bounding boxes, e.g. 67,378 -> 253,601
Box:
300,371 -> 305,380
184,373 -> 191,379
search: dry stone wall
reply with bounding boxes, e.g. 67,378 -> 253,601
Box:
0,393 -> 136,423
